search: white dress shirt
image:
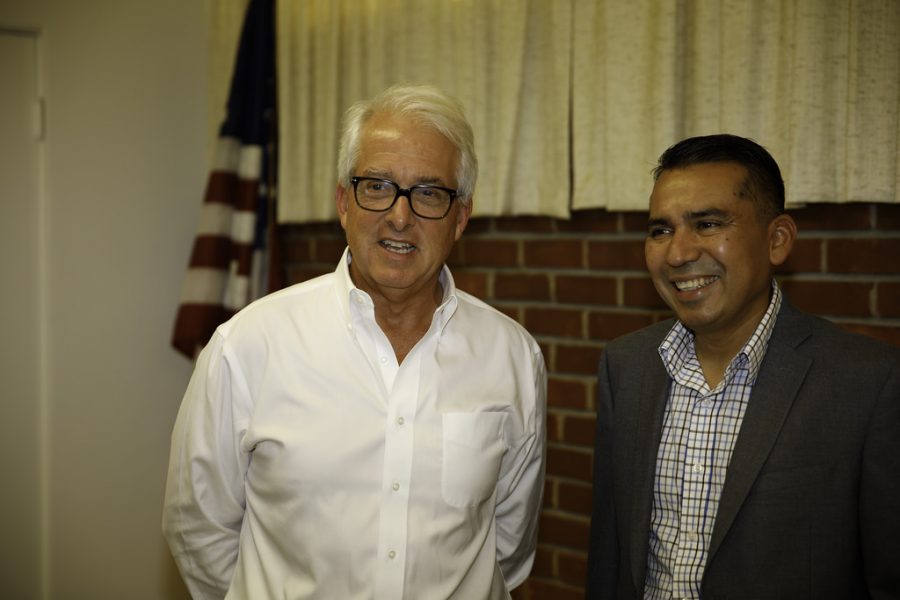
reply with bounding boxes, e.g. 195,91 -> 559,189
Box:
163,248 -> 547,599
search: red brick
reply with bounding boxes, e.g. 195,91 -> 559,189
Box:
622,211 -> 650,232
446,244 -> 463,266
538,511 -> 591,549
586,378 -> 597,411
510,582 -> 529,600
547,446 -> 593,482
780,280 -> 873,318
839,323 -> 900,348
510,581 -> 530,600
562,414 -> 596,448
530,547 -> 555,579
495,273 -> 551,301
542,479 -> 558,509
548,377 -> 590,410
462,238 -> 519,267
463,217 -> 493,234
588,311 -> 655,341
877,282 -> 900,318
623,277 -> 669,310
536,337 -> 550,356
280,221 -> 343,236
828,239 -> 900,274
557,480 -> 593,515
554,344 -> 604,376
525,307 -> 584,338
524,239 -> 584,268
557,549 -> 589,587
496,216 -> 557,233
875,203 -> 900,230
556,275 -> 617,305
546,412 -> 561,445
512,577 -> 584,600
587,239 -> 646,271
280,237 -> 311,263
778,238 -> 822,273
285,266 -> 330,285
313,237 -> 346,262
542,480 -> 554,509
558,208 -> 618,233
453,271 -> 488,300
278,211 -> 899,600
492,303 -> 522,323
789,203 -> 872,230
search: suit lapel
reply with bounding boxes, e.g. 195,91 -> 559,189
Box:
707,302 -> 813,562
629,345 -> 671,592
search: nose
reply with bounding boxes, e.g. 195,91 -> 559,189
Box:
386,190 -> 414,230
665,228 -> 700,266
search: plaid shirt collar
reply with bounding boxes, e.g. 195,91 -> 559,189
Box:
659,281 -> 783,388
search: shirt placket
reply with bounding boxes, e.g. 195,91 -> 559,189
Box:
372,329 -> 437,600
672,390 -> 714,600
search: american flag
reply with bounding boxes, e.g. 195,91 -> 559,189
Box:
171,0 -> 278,359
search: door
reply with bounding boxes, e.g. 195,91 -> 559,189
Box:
0,27 -> 44,600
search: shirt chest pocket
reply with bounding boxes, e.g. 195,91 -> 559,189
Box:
441,412 -> 508,508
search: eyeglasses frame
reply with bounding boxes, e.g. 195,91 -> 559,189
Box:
350,176 -> 459,220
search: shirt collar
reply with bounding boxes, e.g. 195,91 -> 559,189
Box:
335,247 -> 459,330
659,280 -> 783,385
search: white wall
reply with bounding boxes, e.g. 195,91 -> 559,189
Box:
0,1 -> 207,597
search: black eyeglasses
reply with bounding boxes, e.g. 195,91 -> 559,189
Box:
350,176 -> 458,220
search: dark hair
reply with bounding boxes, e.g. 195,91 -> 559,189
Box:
653,134 -> 785,220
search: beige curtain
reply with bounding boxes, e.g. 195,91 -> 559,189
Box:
276,0 -> 572,222
236,0 -> 899,221
573,0 -> 900,211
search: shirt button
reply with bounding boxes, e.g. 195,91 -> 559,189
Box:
379,356 -> 387,363
392,482 -> 400,491
397,417 -> 405,425
388,550 -> 396,559
692,462 -> 704,474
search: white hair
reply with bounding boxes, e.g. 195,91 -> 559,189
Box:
336,83 -> 477,203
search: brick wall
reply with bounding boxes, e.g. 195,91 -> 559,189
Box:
278,202 -> 900,599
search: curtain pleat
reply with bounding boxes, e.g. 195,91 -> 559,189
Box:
573,0 -> 900,211
277,0 -> 571,222
267,0 -> 898,220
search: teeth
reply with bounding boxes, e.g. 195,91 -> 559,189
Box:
674,276 -> 718,292
381,240 -> 415,254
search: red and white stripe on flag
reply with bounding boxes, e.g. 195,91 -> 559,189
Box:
171,137 -> 266,358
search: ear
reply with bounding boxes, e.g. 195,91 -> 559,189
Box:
768,213 -> 797,267
336,183 -> 350,229
454,197 -> 473,241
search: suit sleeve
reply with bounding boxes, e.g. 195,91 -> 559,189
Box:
860,357 -> 900,599
586,349 -> 620,599
161,333 -> 252,599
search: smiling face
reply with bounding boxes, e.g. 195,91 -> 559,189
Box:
336,111 -> 471,305
645,162 -> 795,348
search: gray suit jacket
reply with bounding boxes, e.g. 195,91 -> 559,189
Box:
586,299 -> 900,599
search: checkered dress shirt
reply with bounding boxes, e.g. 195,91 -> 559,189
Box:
643,284 -> 782,600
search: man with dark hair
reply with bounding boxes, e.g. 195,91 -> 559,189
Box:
586,134 -> 900,599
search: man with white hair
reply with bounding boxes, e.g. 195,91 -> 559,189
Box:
163,84 -> 546,599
